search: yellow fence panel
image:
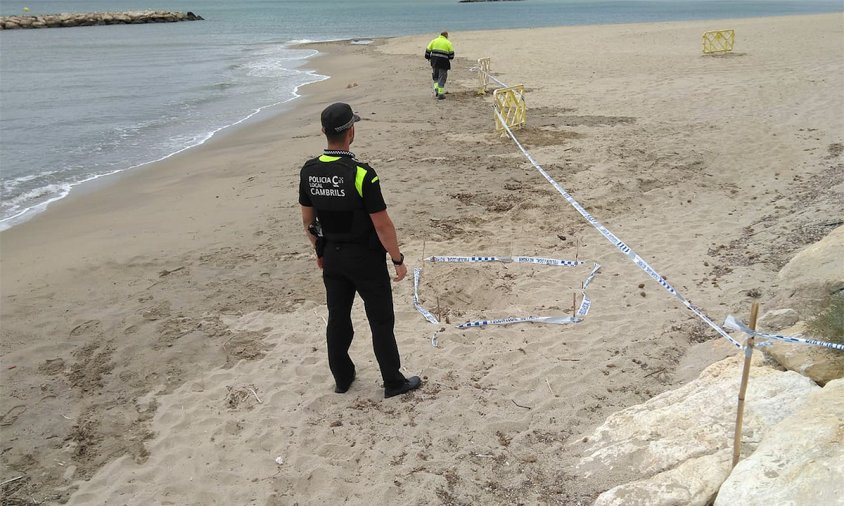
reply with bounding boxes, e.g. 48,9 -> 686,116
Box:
702,29 -> 735,54
493,85 -> 526,134
477,57 -> 491,95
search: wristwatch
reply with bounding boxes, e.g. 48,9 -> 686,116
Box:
391,253 -> 404,266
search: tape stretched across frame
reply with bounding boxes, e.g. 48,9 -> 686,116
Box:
413,256 -> 601,330
485,79 -> 840,353
724,315 -> 844,351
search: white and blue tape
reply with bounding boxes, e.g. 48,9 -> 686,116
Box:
426,255 -> 583,267
414,256 -> 600,334
490,102 -> 843,353
724,315 -> 844,351
492,106 -> 746,350
413,267 -> 440,325
457,315 -> 580,329
470,64 -> 512,91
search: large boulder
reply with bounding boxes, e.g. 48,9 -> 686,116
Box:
594,449 -> 732,506
578,354 -> 819,505
762,225 -> 844,384
715,378 -> 844,505
774,225 -> 844,316
764,323 -> 844,386
757,308 -> 798,331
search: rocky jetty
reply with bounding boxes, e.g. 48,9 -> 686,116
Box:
0,11 -> 203,30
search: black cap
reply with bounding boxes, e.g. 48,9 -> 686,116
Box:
321,102 -> 361,133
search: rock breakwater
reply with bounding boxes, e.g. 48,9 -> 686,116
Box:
0,11 -> 203,30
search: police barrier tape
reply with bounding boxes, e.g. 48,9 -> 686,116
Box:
413,256 -> 600,331
458,315 -> 579,328
428,255 -> 582,267
491,105 -> 843,352
413,267 -> 440,325
488,74 -> 509,89
724,315 -> 844,351
490,107 -> 749,349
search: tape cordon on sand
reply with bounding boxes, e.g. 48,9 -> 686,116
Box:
725,315 -> 844,351
488,104 -> 841,352
413,256 -> 600,332
412,267 -> 440,326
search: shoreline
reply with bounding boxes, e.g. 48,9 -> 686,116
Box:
0,48 -> 327,233
0,38 -> 378,288
1,12 -> 841,504
3,11 -> 842,234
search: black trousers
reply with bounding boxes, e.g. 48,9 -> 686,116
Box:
322,242 -> 406,390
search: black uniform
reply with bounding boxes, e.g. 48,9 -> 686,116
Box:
299,150 -> 407,391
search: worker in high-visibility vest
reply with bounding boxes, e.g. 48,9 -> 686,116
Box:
425,31 -> 455,100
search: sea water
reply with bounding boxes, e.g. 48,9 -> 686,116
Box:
1,0 -> 841,230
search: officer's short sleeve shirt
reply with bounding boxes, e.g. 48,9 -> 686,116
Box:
298,176 -> 312,207
359,163 -> 387,214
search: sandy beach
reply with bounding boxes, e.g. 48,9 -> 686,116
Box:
1,12 -> 842,504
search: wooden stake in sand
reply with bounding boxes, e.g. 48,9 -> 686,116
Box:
732,302 -> 759,467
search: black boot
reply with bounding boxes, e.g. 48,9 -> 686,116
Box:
384,376 -> 422,398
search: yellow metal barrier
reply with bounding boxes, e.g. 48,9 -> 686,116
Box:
477,57 -> 491,95
493,85 -> 526,134
702,29 -> 735,54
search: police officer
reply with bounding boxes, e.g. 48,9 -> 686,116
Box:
299,102 -> 422,399
425,31 -> 455,100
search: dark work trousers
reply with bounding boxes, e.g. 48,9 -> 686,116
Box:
431,66 -> 448,93
322,242 -> 406,390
